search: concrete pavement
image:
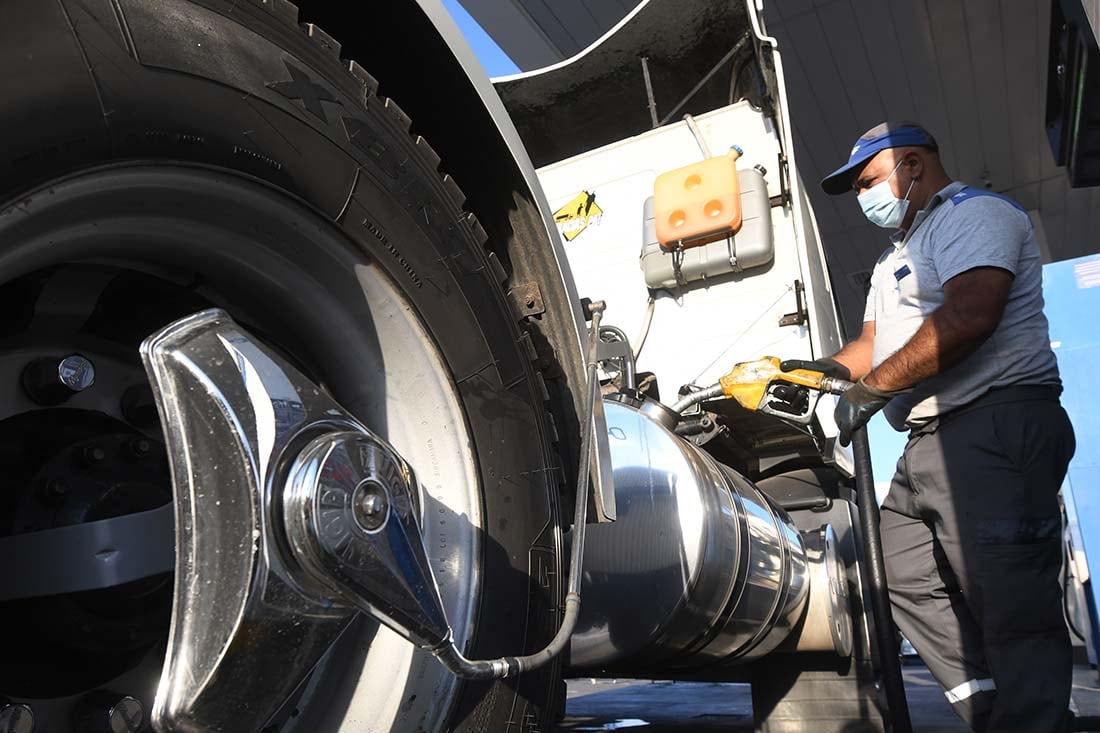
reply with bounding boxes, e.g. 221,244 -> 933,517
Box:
561,665 -> 1100,731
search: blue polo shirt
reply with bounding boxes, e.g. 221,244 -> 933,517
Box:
863,181 -> 1061,429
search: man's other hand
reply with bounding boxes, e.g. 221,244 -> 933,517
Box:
835,379 -> 893,446
780,357 -> 852,381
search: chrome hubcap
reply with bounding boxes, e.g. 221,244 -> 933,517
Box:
143,308 -> 463,732
281,431 -> 450,648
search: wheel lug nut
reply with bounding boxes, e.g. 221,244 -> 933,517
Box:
58,354 -> 96,390
108,696 -> 144,733
0,702 -> 34,733
21,354 -> 95,406
74,692 -> 144,733
82,445 -> 106,465
126,438 -> 151,459
37,479 -> 68,504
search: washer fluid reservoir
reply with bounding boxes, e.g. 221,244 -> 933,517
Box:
654,146 -> 743,251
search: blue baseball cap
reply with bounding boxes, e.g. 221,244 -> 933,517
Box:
821,121 -> 938,195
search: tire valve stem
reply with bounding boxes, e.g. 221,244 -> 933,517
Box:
22,354 -> 96,406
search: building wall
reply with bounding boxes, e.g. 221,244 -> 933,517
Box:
764,0 -> 1100,336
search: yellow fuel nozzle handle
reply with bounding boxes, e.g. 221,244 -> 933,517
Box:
717,356 -> 848,412
668,357 -> 855,416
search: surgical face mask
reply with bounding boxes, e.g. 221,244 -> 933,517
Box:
857,160 -> 916,229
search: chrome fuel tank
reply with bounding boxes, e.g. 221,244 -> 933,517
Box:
569,397 -> 811,669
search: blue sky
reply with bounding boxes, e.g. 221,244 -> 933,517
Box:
869,413 -> 906,499
441,0 -> 521,76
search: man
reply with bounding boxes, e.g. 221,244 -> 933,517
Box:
785,121 -> 1076,731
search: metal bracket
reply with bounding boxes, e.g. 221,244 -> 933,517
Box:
596,324 -> 635,392
775,151 -> 792,208
779,279 -> 808,327
590,393 -> 617,523
0,503 -> 173,600
508,280 -> 546,319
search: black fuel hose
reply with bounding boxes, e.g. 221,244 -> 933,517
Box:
851,427 -> 913,733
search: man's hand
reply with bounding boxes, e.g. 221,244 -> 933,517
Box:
780,357 -> 852,381
835,379 -> 894,446
782,321 -> 875,383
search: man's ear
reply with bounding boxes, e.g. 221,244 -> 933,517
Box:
905,149 -> 924,180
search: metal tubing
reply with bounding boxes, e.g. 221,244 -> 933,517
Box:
851,427 -> 912,732
670,384 -> 725,414
598,324 -> 635,390
640,57 -> 659,128
820,376 -> 855,395
682,113 -> 713,158
438,304 -> 604,678
433,642 -> 519,679
509,304 -> 601,674
658,35 -> 751,126
668,374 -> 851,417
632,295 -> 656,360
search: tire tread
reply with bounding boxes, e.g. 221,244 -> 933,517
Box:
301,22 -> 340,56
245,0 -> 526,366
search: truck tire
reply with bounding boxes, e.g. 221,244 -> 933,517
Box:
0,1 -> 563,731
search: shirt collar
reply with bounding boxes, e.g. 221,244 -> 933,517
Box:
890,181 -> 967,248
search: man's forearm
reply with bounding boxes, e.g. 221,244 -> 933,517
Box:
830,336 -> 874,380
864,302 -> 990,392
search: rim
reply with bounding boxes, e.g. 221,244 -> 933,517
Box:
0,164 -> 482,731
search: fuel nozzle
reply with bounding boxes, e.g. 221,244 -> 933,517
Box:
669,356 -> 854,416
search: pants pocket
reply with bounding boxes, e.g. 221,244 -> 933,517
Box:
990,401 -> 1074,476
975,538 -> 1066,640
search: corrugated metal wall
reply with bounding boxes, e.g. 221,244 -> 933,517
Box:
765,0 -> 1100,334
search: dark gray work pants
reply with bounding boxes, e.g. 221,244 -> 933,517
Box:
880,386 -> 1076,732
